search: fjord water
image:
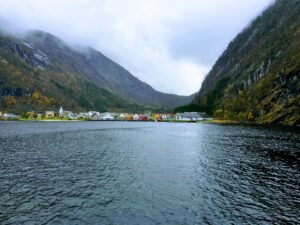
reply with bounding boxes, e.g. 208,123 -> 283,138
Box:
0,122 -> 299,224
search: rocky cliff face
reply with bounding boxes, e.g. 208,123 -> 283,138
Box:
0,28 -> 193,112
18,30 -> 193,107
0,31 -> 142,113
194,0 -> 300,125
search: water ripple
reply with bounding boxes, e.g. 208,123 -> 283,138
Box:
0,122 -> 299,224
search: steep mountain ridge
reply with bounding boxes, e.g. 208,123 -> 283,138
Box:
193,0 -> 300,125
23,30 -> 194,107
0,28 -> 193,113
0,31 -> 140,113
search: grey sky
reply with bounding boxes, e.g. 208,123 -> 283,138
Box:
0,0 -> 274,95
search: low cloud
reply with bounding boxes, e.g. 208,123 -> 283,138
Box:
0,0 -> 273,95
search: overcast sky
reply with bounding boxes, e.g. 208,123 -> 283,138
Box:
0,0 -> 274,95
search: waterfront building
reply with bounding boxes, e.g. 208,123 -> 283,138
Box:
133,114 -> 139,121
102,112 -> 114,120
63,111 -> 75,119
45,111 -> 55,119
67,112 -> 78,120
119,113 -> 126,120
138,114 -> 148,121
126,114 -> 133,120
175,112 -> 204,121
89,112 -> 101,120
59,107 -> 64,117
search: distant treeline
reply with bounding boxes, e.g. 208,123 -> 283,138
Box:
174,104 -> 207,114
0,87 -> 32,97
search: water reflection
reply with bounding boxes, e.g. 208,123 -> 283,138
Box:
0,121 -> 299,224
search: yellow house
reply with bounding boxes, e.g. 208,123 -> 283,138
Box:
45,111 -> 55,119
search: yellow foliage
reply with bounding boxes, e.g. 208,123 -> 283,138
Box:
214,109 -> 224,119
3,97 -> 16,107
32,91 -> 42,100
247,112 -> 254,121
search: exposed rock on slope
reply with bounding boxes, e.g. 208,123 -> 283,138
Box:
23,30 -> 194,108
193,0 -> 300,125
0,29 -> 193,113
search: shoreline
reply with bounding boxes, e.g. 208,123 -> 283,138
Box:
199,120 -> 300,129
1,118 -> 298,128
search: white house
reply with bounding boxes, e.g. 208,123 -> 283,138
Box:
176,112 -> 204,121
88,111 -> 100,119
45,111 -> 55,119
63,111 -> 73,119
119,113 -> 126,120
67,113 -> 78,120
3,113 -> 19,120
133,114 -> 139,121
87,111 -> 100,120
102,112 -> 114,120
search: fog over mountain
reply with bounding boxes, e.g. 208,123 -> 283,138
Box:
0,0 -> 273,95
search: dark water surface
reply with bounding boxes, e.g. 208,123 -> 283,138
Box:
0,121 -> 299,224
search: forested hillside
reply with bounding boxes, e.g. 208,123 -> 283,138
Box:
193,0 -> 300,125
0,29 -> 193,113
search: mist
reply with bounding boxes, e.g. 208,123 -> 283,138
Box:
0,0 -> 273,95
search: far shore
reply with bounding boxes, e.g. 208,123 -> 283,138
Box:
39,119 -> 82,122
1,119 -> 298,127
0,118 -> 252,125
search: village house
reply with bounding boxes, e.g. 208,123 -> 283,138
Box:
62,111 -> 72,119
2,113 -> 20,120
78,112 -> 89,119
37,113 -> 43,119
67,112 -> 78,120
57,107 -> 78,119
176,112 -> 205,121
138,114 -> 148,121
153,114 -> 162,121
133,114 -> 139,121
102,112 -> 114,120
45,111 -> 55,119
126,114 -> 133,120
119,113 -> 126,120
162,113 -> 175,121
64,111 -> 78,119
88,111 -> 99,118
89,111 -> 101,120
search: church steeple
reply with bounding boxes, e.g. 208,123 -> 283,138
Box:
59,107 -> 64,117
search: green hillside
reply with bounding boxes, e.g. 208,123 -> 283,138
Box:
0,29 -> 192,113
0,33 -> 143,113
192,0 -> 300,126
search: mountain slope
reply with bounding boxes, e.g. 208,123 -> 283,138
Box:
0,31 -> 143,113
0,28 -> 193,113
193,0 -> 300,125
23,30 -> 193,108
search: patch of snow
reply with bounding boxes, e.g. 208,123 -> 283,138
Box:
34,53 -> 51,67
22,42 -> 34,50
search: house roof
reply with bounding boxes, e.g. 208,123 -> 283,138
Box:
177,112 -> 208,118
